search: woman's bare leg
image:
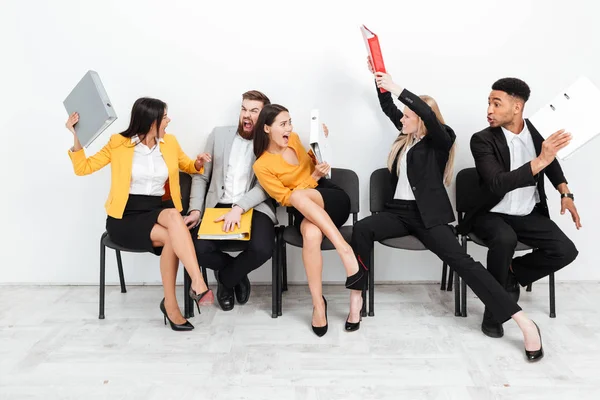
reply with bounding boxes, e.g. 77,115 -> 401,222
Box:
153,208 -> 209,296
290,190 -> 362,323
150,224 -> 185,324
300,220 -> 326,327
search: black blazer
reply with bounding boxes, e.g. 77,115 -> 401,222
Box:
376,84 -> 456,229
458,119 -> 567,234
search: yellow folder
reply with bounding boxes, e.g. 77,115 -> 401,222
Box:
197,208 -> 253,241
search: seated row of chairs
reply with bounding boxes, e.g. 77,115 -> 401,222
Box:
98,168 -> 556,321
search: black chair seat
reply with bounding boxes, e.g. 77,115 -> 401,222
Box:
283,225 -> 353,250
379,235 -> 427,251
466,232 -> 532,252
101,232 -> 147,253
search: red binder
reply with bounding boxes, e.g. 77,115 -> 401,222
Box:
361,25 -> 387,93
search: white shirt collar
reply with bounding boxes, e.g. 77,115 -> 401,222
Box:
501,122 -> 530,146
131,134 -> 165,144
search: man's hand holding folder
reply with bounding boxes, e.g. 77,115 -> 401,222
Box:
215,206 -> 244,232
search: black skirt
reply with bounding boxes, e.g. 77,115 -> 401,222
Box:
292,179 -> 351,229
106,195 -> 175,255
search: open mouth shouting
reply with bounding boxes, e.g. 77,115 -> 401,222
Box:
242,119 -> 254,132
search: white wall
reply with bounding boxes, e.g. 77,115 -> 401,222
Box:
1,0 -> 599,285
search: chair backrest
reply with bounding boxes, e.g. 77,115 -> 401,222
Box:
455,167 -> 487,214
330,168 -> 360,215
179,172 -> 192,215
370,168 -> 393,214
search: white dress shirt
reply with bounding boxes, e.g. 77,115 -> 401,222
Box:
490,124 -> 540,216
129,135 -> 169,196
220,134 -> 254,204
393,139 -> 420,201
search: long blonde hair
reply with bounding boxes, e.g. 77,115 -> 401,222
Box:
386,95 -> 456,186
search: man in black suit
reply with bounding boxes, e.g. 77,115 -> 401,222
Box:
462,78 -> 581,338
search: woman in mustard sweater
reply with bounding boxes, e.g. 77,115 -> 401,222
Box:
253,105 -> 366,337
66,97 -> 213,331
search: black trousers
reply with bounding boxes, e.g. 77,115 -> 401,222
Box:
351,201 -> 521,323
470,207 -> 578,287
192,205 -> 275,288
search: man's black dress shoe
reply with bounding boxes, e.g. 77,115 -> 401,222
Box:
481,307 -> 504,338
214,271 -> 234,311
234,275 -> 251,305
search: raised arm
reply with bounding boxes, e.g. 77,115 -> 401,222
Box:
375,72 -> 454,150
169,135 -> 206,175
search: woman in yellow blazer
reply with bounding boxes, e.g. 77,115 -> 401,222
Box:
66,97 -> 213,331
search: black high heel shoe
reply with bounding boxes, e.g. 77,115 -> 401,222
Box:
345,294 -> 363,332
525,321 -> 544,362
189,288 -> 214,314
159,298 -> 194,331
312,296 -> 328,337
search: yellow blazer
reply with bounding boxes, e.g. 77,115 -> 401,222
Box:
68,133 -> 203,219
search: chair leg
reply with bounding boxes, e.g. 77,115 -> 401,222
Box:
282,241 -> 288,292
549,273 -> 556,318
115,250 -> 127,293
460,276 -> 467,317
526,283 -> 532,292
459,236 -> 467,317
447,267 -> 454,291
201,266 -> 208,288
440,262 -> 448,291
368,247 -> 375,317
183,269 -> 193,318
278,228 -> 284,316
271,231 -> 279,318
361,276 -> 368,318
99,233 -> 107,320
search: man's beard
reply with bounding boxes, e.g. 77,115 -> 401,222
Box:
237,120 -> 254,140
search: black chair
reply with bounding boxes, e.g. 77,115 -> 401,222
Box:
275,168 -> 367,318
367,168 -> 460,317
98,171 -> 191,319
180,179 -> 281,319
455,168 -> 556,318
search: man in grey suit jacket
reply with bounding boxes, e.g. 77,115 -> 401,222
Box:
185,90 -> 277,311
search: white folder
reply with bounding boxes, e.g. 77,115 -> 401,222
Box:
309,109 -> 332,179
529,76 -> 600,160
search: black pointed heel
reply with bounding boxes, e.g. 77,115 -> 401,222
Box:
525,321 -> 544,362
189,288 -> 214,314
345,291 -> 363,332
344,316 -> 362,332
159,298 -> 194,331
312,296 -> 328,337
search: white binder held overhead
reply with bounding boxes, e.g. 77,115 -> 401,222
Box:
529,76 -> 600,160
309,109 -> 332,179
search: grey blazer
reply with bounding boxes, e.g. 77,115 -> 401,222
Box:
189,126 -> 277,224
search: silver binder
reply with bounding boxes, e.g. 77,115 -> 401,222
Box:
63,70 -> 117,148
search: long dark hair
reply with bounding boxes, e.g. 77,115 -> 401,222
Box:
119,97 -> 167,142
253,104 -> 289,158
